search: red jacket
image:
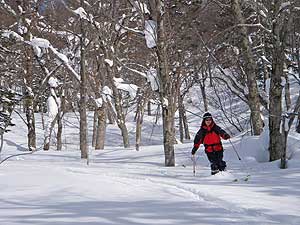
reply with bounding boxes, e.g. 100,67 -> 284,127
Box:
193,121 -> 228,153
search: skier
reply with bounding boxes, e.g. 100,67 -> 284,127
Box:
191,112 -> 230,175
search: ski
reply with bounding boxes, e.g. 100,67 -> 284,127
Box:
232,174 -> 251,182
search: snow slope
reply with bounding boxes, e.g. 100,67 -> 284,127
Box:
0,113 -> 300,225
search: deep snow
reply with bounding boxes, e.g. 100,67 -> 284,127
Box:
0,112 -> 300,225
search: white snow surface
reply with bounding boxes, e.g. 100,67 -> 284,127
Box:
104,59 -> 114,67
1,112 -> 300,225
73,7 -> 88,20
1,30 -> 24,41
147,67 -> 159,91
144,20 -> 157,49
114,77 -> 138,99
48,77 -> 59,88
31,38 -> 51,48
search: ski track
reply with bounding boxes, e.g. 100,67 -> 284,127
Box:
62,163 -> 279,225
2,151 -> 299,225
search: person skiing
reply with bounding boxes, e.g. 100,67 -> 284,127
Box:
191,112 -> 230,175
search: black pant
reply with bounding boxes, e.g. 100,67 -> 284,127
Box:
206,150 -> 226,171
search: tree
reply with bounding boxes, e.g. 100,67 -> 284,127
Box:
267,0 -> 298,163
231,0 -> 264,135
0,87 -> 21,154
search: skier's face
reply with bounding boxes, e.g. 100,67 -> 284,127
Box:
205,118 -> 212,126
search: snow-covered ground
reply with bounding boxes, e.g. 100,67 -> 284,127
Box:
1,112 -> 300,225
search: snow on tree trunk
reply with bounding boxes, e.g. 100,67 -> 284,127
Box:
231,0 -> 263,135
144,19 -> 157,49
44,79 -> 59,151
43,96 -> 57,150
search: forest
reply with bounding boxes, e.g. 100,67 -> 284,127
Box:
1,0 -> 300,169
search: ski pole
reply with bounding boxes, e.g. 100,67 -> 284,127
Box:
229,139 -> 241,160
192,155 -> 196,176
229,138 -> 251,181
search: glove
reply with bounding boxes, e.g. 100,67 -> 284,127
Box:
224,133 -> 230,140
191,147 -> 197,155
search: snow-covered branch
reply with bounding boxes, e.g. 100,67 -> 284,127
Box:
24,37 -> 80,81
0,0 -> 17,16
236,23 -> 272,34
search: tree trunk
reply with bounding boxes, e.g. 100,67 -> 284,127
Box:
106,62 -> 130,148
79,4 -> 88,159
95,105 -> 106,150
43,114 -> 58,150
135,90 -> 147,151
296,37 -> 300,132
178,94 -> 185,143
269,0 -> 295,162
282,91 -> 300,167
147,101 -> 152,116
41,110 -> 45,130
199,80 -> 208,111
155,1 -> 175,166
281,116 -> 288,169
0,133 -> 3,156
284,73 -> 291,111
24,48 -> 36,151
269,49 -> 284,161
110,80 -> 130,148
92,110 -> 97,147
182,103 -> 191,140
57,92 -> 65,151
106,100 -> 116,124
231,0 -> 263,135
25,95 -> 36,151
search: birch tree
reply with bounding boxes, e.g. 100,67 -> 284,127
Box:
231,0 -> 264,135
268,0 -> 298,162
148,0 -> 176,166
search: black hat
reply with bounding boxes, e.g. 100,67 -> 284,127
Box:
203,112 -> 212,120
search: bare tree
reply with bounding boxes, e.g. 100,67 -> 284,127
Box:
268,1 -> 297,162
231,0 -> 263,135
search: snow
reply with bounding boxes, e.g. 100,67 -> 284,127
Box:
102,85 -> 113,100
1,111 -> 300,225
95,98 -> 103,107
49,46 -> 69,64
146,67 -> 159,91
31,38 -> 51,48
1,30 -> 24,42
0,0 -> 17,16
48,77 -> 59,88
132,1 -> 150,14
73,7 -> 88,20
114,77 -> 138,99
144,20 -> 157,49
104,59 -> 114,67
279,2 -> 291,11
